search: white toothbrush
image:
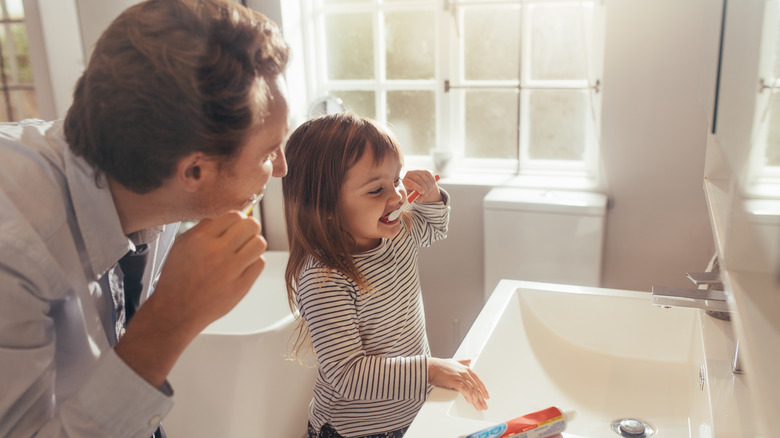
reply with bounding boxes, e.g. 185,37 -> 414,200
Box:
381,174 -> 440,223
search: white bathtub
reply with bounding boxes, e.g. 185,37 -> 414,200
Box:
164,251 -> 316,438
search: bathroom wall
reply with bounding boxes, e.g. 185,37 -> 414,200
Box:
74,0 -> 139,58
48,0 -> 719,357
599,0 -> 716,292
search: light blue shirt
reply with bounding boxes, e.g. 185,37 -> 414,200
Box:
0,119 -> 176,437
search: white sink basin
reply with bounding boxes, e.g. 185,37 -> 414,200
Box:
407,281 -> 713,438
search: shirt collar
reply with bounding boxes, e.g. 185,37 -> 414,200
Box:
62,137 -> 161,279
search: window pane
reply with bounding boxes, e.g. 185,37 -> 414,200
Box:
0,4 -> 38,123
775,4 -> 780,79
387,90 -> 435,155
325,13 -> 374,80
0,95 -> 7,120
13,89 -> 38,119
333,90 -> 376,119
527,90 -> 588,161
765,91 -> 780,167
0,26 -> 9,80
0,89 -> 38,121
3,0 -> 24,19
385,11 -> 435,80
465,90 -> 518,159
463,7 -> 520,81
12,24 -> 32,83
529,4 -> 592,81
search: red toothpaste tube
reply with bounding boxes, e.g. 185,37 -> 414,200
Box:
461,406 -> 576,438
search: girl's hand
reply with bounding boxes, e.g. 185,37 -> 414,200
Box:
401,170 -> 442,204
428,357 -> 489,411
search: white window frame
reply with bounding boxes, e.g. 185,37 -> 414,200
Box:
22,0 -> 84,120
296,0 -> 605,182
746,0 -> 780,198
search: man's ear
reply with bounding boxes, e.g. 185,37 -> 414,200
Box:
177,152 -> 215,192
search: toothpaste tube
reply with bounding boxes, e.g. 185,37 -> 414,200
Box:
461,406 -> 575,438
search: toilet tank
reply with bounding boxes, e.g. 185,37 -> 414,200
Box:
483,188 -> 607,299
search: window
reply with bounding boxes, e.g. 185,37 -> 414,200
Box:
300,0 -> 604,178
0,0 -> 38,122
747,0 -> 780,196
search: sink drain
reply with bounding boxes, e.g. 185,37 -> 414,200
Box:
610,418 -> 656,438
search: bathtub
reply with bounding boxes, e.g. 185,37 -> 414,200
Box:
164,251 -> 316,438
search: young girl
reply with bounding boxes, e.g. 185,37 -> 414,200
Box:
282,113 -> 489,438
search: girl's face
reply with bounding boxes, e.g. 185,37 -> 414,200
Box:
337,146 -> 405,253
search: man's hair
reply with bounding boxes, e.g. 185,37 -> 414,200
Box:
64,0 -> 289,193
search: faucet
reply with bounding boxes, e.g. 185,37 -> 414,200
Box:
652,272 -> 742,374
650,285 -> 729,312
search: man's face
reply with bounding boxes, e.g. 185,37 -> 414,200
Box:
196,76 -> 290,218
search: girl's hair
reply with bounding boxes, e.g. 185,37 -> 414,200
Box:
282,112 -> 403,358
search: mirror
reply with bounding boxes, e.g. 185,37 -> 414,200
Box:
709,0 -> 780,435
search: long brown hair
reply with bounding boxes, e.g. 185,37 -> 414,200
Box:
282,112 -> 403,358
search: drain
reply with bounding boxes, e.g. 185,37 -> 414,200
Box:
610,418 -> 656,437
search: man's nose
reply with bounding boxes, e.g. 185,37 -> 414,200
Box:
272,148 -> 287,177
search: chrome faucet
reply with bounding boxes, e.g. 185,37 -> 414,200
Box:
650,285 -> 729,312
652,270 -> 729,312
652,272 -> 742,374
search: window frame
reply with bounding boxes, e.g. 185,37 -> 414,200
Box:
745,0 -> 780,198
298,0 -> 604,183
0,0 -> 37,121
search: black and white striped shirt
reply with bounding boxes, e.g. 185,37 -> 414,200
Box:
297,193 -> 450,437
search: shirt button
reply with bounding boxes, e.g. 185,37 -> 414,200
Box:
149,415 -> 161,426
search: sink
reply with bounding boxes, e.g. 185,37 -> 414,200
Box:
406,281 -> 713,438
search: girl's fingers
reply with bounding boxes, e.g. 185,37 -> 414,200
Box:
460,377 -> 487,410
455,359 -> 488,410
428,357 -> 488,410
469,368 -> 490,399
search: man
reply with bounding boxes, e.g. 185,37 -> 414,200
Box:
0,0 -> 289,436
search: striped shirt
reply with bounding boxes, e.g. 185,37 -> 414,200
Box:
297,192 -> 450,437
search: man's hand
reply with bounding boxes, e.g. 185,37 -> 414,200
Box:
116,211 -> 266,387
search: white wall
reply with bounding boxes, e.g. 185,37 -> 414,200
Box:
74,0 -> 141,58
599,0 -> 716,292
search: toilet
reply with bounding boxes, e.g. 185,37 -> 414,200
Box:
483,188 -> 607,299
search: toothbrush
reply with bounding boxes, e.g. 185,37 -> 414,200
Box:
381,174 -> 440,223
243,186 -> 266,215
